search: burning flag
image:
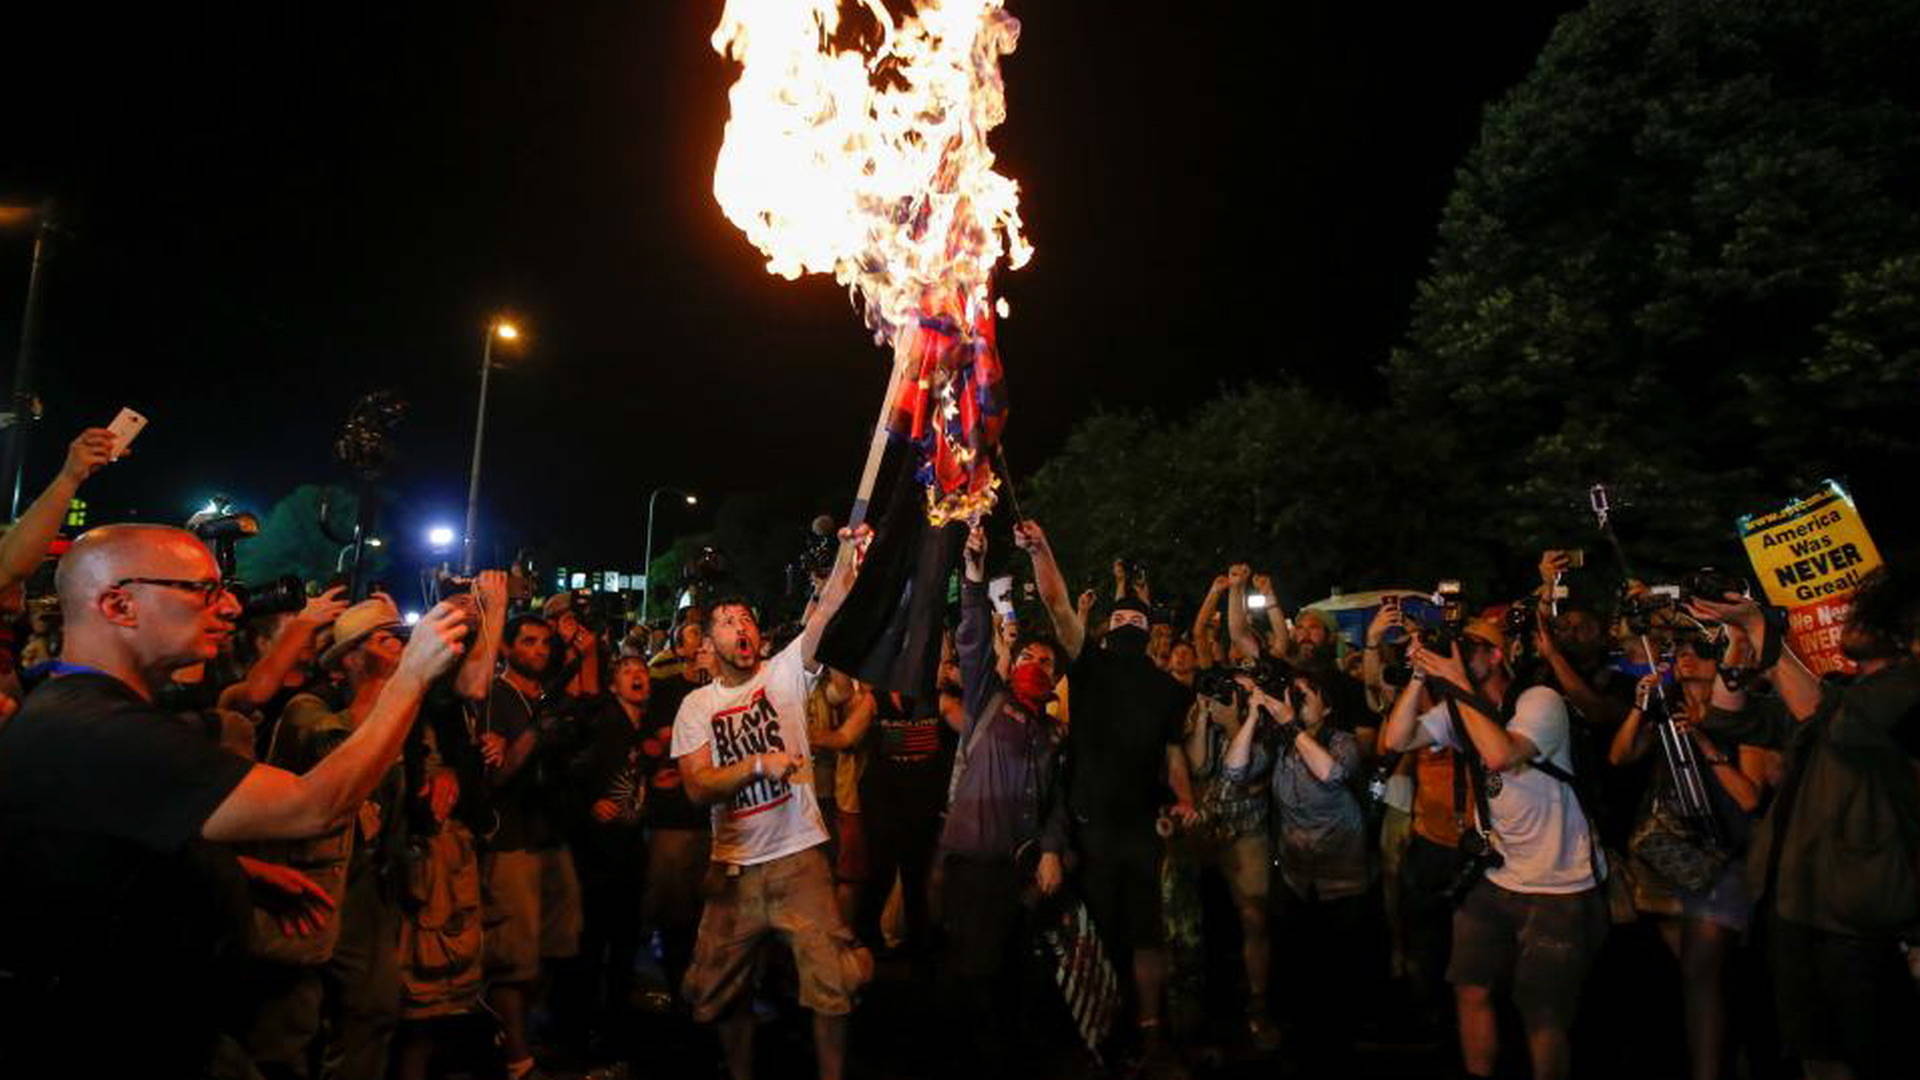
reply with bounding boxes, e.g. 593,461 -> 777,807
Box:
711,0 -> 1031,692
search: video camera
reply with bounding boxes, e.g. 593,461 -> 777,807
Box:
187,499 -> 307,620
785,516 -> 838,599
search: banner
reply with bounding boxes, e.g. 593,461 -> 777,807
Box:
1737,480 -> 1884,676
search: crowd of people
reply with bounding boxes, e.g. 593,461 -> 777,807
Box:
1,426 -> 1918,1080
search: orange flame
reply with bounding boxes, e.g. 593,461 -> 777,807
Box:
711,0 -> 1031,346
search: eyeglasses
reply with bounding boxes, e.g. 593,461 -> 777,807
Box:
113,577 -> 230,605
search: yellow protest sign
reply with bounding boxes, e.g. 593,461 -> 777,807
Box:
1738,480 -> 1884,676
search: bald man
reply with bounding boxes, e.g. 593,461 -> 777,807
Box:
0,525 -> 472,1077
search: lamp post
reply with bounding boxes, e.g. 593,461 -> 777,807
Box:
1,201 -> 53,519
459,318 -> 519,575
641,487 -> 697,624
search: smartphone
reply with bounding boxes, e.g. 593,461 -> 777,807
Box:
106,407 -> 148,459
1247,594 -> 1270,610
1565,549 -> 1586,570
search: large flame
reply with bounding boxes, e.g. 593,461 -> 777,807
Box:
711,0 -> 1031,346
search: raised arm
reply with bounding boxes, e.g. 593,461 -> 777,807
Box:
1360,599 -> 1402,714
454,571 -> 509,703
1688,596 -> 1822,721
1013,519 -> 1084,661
1381,676 -> 1437,754
1410,642 -> 1535,772
1251,572 -> 1292,660
1224,564 -> 1264,661
1608,674 -> 1661,766
801,525 -> 869,672
219,587 -> 348,714
957,527 -> 998,717
201,603 -> 471,842
1192,575 -> 1228,668
0,428 -> 113,589
1532,620 -> 1626,728
809,682 -> 874,752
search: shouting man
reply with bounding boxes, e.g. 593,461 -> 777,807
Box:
671,529 -> 869,1080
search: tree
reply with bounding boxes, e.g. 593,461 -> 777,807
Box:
1023,384 -> 1467,612
236,484 -> 386,587
1389,0 -> 1920,564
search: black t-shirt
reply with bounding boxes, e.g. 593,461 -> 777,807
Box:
0,671 -> 254,1074
1065,646 -> 1193,835
577,698 -> 648,823
637,679 -> 707,830
861,692 -> 958,813
484,677 -> 570,852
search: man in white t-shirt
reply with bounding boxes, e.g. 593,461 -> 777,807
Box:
1381,616 -> 1606,1080
671,531 -> 870,1080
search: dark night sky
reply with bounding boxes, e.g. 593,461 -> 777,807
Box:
0,1 -> 1579,574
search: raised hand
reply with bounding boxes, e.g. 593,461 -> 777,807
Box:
1409,638 -> 1470,693
963,525 -> 987,581
398,602 -> 472,681
294,586 -> 350,630
63,428 -> 118,483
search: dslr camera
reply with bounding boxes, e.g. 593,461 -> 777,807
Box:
1382,580 -> 1467,686
187,500 -> 307,619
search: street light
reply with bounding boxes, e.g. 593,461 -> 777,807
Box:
1,201 -> 52,519
640,488 -> 698,624
428,525 -> 456,550
459,316 -> 522,574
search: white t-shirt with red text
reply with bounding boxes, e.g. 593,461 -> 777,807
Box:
670,638 -> 827,866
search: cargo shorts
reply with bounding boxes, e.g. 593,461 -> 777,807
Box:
1448,879 -> 1607,1029
482,847 -> 582,984
682,846 -> 872,1022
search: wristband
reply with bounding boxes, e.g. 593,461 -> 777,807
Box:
753,755 -> 765,779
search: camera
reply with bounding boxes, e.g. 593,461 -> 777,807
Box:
682,545 -> 733,610
1382,580 -> 1468,685
231,575 -> 308,620
187,500 -> 307,619
785,516 -> 838,598
1679,567 -> 1751,605
1193,655 -> 1296,709
1448,828 -> 1506,904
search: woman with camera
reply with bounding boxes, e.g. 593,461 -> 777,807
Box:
1608,639 -> 1766,1080
1220,669 -> 1368,1065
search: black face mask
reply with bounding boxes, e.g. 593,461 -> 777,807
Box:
1106,625 -> 1148,657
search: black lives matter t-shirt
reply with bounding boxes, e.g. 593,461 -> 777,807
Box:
670,639 -> 826,865
1064,646 -> 1193,836
0,671 -> 254,1075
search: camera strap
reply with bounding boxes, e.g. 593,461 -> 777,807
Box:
1444,696 -> 1497,847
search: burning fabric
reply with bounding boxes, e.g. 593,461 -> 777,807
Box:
711,0 -> 1031,692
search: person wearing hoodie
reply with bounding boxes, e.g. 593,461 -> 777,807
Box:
1014,519 -> 1197,1079
938,523 -> 1070,1076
